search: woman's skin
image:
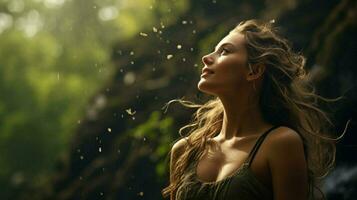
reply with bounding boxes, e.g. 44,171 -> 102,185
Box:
171,31 -> 308,199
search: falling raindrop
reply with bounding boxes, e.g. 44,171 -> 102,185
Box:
152,67 -> 156,71
118,149 -> 121,154
192,30 -> 196,34
143,137 -> 146,141
177,44 -> 182,49
270,19 -> 275,23
132,116 -> 136,120
152,27 -> 158,32
107,128 -> 112,132
130,61 -> 134,65
130,51 -> 134,55
138,191 -> 144,196
77,120 -> 81,124
212,0 -> 217,3
77,149 -> 81,153
194,63 -> 198,67
99,147 -> 102,152
160,21 -> 165,29
57,72 -> 60,80
149,5 -> 153,9
79,176 -> 83,180
190,47 -> 194,51
80,155 -> 84,160
167,54 -> 173,59
100,192 -> 104,196
182,58 -> 186,62
182,20 -> 187,24
120,68 -> 124,73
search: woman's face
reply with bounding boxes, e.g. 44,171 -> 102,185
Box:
197,31 -> 251,96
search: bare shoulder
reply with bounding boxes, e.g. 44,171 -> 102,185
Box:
171,137 -> 189,155
264,126 -> 304,153
266,126 -> 303,145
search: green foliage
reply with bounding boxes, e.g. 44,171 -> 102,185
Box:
0,0 -> 188,198
130,111 -> 174,178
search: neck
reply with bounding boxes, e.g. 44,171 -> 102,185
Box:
217,93 -> 270,141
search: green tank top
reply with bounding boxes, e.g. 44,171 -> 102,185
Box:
176,125 -> 281,200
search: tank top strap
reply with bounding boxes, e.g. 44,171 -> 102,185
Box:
246,125 -> 281,166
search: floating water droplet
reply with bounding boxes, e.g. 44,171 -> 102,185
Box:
126,108 -> 136,115
139,32 -> 148,37
177,44 -> 182,49
167,54 -> 173,59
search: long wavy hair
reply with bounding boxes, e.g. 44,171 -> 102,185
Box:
161,19 -> 350,199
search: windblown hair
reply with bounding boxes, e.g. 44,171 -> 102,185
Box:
161,19 -> 350,199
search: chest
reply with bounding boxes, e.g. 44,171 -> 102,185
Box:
195,139 -> 272,188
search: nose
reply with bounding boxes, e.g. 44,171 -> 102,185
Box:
202,54 -> 214,65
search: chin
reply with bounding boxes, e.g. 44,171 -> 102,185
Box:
197,82 -> 217,96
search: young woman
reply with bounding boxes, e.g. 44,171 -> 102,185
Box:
161,19 -> 349,200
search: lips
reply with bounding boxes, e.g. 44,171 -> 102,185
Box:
201,67 -> 214,75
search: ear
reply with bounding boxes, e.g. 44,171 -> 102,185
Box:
247,63 -> 265,81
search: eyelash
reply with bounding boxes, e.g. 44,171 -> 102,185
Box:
220,48 -> 229,55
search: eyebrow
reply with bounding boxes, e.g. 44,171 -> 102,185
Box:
214,42 -> 237,52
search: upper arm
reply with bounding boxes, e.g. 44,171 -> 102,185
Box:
266,128 -> 308,200
169,137 -> 188,200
